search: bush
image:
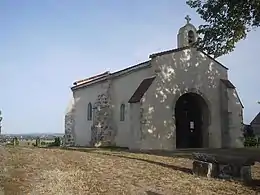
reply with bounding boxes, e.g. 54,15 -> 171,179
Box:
13,137 -> 19,146
47,137 -> 61,147
36,137 -> 41,147
41,141 -> 46,145
54,137 -> 61,146
244,136 -> 259,147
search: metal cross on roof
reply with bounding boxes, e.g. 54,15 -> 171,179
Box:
185,15 -> 191,24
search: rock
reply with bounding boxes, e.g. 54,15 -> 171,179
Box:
192,153 -> 254,182
192,160 -> 218,178
240,166 -> 252,183
192,152 -> 255,166
218,164 -> 252,182
218,164 -> 236,179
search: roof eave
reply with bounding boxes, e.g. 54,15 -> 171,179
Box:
71,60 -> 151,91
71,76 -> 109,91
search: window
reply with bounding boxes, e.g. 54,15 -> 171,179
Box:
188,30 -> 195,44
87,103 -> 92,121
120,104 -> 125,121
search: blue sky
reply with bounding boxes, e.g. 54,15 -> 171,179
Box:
0,1 -> 259,134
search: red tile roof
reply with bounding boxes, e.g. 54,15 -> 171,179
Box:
73,71 -> 110,86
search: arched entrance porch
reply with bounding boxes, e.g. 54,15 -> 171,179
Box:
175,92 -> 209,148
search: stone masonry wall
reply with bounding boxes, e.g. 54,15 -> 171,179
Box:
64,99 -> 76,146
90,79 -> 116,147
64,114 -> 75,146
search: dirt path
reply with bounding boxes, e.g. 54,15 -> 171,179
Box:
0,147 -> 260,195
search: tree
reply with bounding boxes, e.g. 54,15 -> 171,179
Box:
13,137 -> 19,146
186,0 -> 260,58
36,137 -> 41,147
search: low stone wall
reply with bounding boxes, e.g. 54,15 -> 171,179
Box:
192,152 -> 255,183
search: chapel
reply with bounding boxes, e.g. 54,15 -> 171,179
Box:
64,16 -> 244,150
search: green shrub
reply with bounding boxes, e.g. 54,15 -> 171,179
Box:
47,137 -> 61,147
54,137 -> 61,146
41,141 -> 46,145
244,136 -> 259,147
13,137 -> 19,146
36,137 -> 40,147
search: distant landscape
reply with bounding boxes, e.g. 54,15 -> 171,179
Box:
2,133 -> 64,137
0,133 -> 64,144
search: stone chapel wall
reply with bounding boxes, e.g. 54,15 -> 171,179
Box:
140,48 -> 228,150
90,79 -> 115,147
71,63 -> 151,148
219,81 -> 230,148
219,81 -> 244,148
72,81 -> 109,146
64,98 -> 76,146
227,89 -> 244,147
110,65 -> 151,148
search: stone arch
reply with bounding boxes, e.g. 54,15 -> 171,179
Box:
188,30 -> 196,44
172,88 -> 211,148
172,88 -> 211,124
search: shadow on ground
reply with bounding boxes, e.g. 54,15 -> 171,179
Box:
51,146 -> 193,174
91,149 -> 192,174
43,146 -> 260,191
146,191 -> 162,195
54,146 -> 260,161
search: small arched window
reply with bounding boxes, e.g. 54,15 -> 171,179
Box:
120,104 -> 125,121
87,103 -> 92,121
188,30 -> 195,44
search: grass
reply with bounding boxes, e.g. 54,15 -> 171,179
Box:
0,146 -> 260,195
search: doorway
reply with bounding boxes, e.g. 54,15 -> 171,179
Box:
175,92 -> 209,148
